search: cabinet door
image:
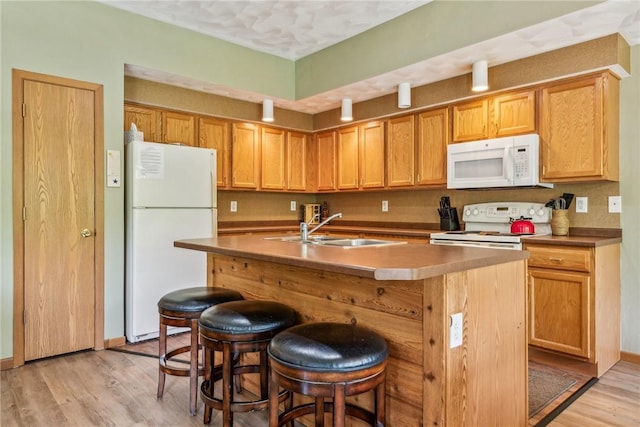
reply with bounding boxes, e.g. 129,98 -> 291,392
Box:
417,108 -> 448,186
337,126 -> 359,189
316,131 -> 336,191
359,121 -> 385,189
492,90 -> 535,137
261,126 -> 286,190
387,115 -> 414,187
451,99 -> 488,142
231,123 -> 260,189
163,111 -> 196,146
199,117 -> 230,188
528,268 -> 590,358
540,75 -> 605,180
287,131 -> 308,191
124,104 -> 160,142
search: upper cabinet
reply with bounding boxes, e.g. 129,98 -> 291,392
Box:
231,122 -> 260,189
287,131 -> 309,192
451,90 -> 536,142
261,126 -> 286,190
198,117 -> 230,188
315,131 -> 337,192
416,108 -> 449,187
124,104 -> 161,142
386,115 -> 415,188
124,103 -> 196,146
162,111 -> 196,146
336,122 -> 385,190
539,72 -> 619,182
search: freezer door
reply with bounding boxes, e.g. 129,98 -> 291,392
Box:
125,208 -> 214,342
126,141 -> 216,208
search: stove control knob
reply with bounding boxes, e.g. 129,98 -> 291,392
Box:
538,208 -> 546,217
465,208 -> 472,216
472,208 -> 479,216
528,208 -> 536,216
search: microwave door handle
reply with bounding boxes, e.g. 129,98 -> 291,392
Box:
504,146 -> 514,185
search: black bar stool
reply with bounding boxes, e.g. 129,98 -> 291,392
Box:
157,286 -> 243,415
199,300 -> 297,426
268,322 -> 389,427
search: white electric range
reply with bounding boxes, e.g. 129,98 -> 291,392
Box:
429,202 -> 552,250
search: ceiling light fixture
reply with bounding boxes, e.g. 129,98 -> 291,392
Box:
341,98 -> 353,122
472,60 -> 489,92
398,82 -> 411,108
262,99 -> 274,122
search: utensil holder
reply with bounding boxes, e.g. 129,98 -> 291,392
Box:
551,209 -> 569,236
440,208 -> 460,231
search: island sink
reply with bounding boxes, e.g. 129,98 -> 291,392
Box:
263,235 -> 406,248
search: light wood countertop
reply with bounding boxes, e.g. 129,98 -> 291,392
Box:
175,235 -> 528,281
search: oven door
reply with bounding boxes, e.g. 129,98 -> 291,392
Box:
447,138 -> 514,189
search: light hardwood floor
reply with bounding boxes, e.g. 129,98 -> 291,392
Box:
2,347 -> 639,426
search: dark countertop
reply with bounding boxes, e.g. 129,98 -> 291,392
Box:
175,235 -> 528,281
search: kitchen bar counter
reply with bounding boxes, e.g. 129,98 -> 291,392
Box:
176,235 -> 529,426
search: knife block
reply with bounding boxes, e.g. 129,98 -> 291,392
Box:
440,208 -> 460,231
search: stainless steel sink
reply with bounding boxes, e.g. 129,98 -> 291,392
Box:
264,236 -> 406,248
319,238 -> 406,247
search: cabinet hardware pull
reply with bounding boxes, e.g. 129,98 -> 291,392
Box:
548,257 -> 563,262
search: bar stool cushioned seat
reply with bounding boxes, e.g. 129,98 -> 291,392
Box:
199,300 -> 297,426
268,322 -> 389,427
157,286 -> 243,416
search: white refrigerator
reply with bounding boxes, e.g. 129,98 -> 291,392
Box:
125,140 -> 217,343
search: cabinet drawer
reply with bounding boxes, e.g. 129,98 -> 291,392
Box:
526,245 -> 592,272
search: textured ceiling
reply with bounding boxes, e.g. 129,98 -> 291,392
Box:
103,0 -> 640,114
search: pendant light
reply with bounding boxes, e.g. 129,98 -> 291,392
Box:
398,82 -> 411,109
262,99 -> 274,122
472,60 -> 489,92
341,98 -> 353,122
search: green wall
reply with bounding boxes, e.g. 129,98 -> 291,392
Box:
1,0 -> 637,361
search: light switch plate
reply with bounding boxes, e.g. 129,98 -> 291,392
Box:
450,313 -> 463,348
576,197 -> 588,213
381,200 -> 389,212
230,201 -> 238,212
290,201 -> 297,211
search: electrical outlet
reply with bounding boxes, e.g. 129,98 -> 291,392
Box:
608,196 -> 622,213
290,201 -> 297,211
450,313 -> 463,348
230,201 -> 237,212
576,197 -> 588,213
381,200 -> 389,212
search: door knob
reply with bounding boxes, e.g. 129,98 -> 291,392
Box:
80,229 -> 92,238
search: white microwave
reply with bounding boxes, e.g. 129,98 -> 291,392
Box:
447,134 -> 553,189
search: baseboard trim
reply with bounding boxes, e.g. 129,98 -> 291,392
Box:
104,336 -> 126,348
1,357 -> 15,370
620,351 -> 640,365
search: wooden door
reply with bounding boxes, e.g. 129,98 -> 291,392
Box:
261,126 -> 286,190
491,90 -> 536,137
387,115 -> 415,187
13,70 -> 104,364
199,117 -> 230,188
359,121 -> 385,189
451,99 -> 488,142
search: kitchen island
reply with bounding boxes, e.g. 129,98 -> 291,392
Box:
175,235 -> 530,426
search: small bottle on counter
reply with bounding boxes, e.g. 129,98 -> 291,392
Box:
321,201 -> 329,221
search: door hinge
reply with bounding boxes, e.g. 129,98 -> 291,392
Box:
22,103 -> 26,117
22,206 -> 26,221
23,310 -> 26,325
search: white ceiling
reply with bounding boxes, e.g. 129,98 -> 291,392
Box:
102,0 -> 640,114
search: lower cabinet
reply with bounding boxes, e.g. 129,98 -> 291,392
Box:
525,242 -> 620,377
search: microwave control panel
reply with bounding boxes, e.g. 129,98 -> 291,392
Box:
513,147 -> 532,178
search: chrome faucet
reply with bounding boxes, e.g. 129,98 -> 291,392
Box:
300,212 -> 343,241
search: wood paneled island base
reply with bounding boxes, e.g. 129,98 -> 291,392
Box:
175,236 -> 528,426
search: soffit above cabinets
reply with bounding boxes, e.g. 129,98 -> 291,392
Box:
107,1 -> 640,114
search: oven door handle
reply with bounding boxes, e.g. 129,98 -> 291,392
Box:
430,239 -> 522,250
